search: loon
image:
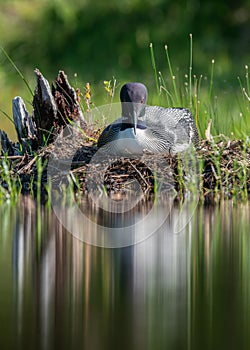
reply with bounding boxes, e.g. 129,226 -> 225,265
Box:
97,82 -> 198,154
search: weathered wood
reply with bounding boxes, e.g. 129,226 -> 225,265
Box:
1,69 -> 88,156
33,68 -> 58,146
32,69 -> 86,147
0,130 -> 16,155
12,96 -> 37,152
52,70 -> 85,128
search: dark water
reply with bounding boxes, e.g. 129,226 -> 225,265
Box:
0,197 -> 250,350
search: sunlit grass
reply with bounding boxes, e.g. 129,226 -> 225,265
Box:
148,36 -> 250,140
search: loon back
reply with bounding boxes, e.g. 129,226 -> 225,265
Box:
144,106 -> 199,148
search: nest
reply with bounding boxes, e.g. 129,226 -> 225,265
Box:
4,135 -> 248,204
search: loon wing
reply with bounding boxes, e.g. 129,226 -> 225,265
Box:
145,106 -> 198,146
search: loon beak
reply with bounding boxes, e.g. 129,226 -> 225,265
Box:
133,110 -> 137,135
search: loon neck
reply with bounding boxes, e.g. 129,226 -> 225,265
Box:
121,118 -> 147,131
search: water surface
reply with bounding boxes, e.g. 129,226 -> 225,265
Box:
0,197 -> 249,350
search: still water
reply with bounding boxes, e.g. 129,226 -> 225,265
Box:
0,197 -> 250,350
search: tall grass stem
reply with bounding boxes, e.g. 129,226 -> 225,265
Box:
164,45 -> 179,105
150,43 -> 160,93
189,34 -> 193,108
209,59 -> 215,102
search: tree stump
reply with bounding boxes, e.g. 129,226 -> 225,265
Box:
0,69 -> 86,156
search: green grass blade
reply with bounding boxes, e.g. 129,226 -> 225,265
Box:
209,59 -> 215,102
150,43 -> 160,93
164,44 -> 179,105
189,33 -> 193,108
0,108 -> 14,124
245,65 -> 249,95
0,46 -> 33,97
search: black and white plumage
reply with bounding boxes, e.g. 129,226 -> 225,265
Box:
97,82 -> 198,154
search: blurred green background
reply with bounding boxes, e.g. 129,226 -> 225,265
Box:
0,0 -> 249,138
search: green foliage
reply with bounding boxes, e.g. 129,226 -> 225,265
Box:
0,0 -> 249,83
0,0 -> 249,139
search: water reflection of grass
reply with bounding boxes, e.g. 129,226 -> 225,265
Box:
1,197 -> 250,349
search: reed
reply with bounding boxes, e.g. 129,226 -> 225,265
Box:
149,35 -> 250,140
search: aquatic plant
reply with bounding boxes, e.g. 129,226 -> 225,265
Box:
0,155 -> 21,202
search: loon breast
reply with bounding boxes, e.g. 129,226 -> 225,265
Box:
98,123 -> 144,155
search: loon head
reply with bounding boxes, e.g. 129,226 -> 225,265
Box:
120,82 -> 148,134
